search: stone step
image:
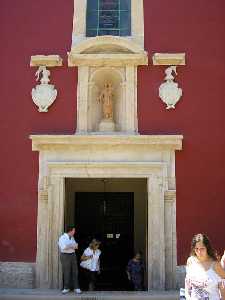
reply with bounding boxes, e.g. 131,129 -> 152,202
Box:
0,289 -> 179,300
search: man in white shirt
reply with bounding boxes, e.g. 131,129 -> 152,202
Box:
58,226 -> 81,294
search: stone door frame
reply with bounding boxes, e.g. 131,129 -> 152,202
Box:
31,134 -> 182,290
36,161 -> 176,290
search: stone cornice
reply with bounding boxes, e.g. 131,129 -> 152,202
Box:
152,53 -> 185,66
30,134 -> 183,151
68,53 -> 148,67
30,55 -> 63,67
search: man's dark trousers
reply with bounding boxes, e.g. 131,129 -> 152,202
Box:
60,253 -> 79,289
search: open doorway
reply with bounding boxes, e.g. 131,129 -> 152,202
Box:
75,191 -> 133,290
65,178 -> 147,291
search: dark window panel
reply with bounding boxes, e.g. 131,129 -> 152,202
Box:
120,11 -> 130,30
98,29 -> 119,36
120,29 -> 130,36
86,0 -> 131,37
100,0 -> 119,10
86,0 -> 98,10
86,11 -> 98,28
120,0 -> 131,11
99,11 -> 119,29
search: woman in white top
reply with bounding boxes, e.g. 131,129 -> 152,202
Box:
80,239 -> 101,291
185,233 -> 225,300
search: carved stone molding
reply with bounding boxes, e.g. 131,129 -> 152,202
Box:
31,66 -> 58,112
165,190 -> 176,202
30,134 -> 183,151
68,53 -> 148,67
30,55 -> 63,112
70,36 -> 145,55
68,36 -> 148,67
152,53 -> 185,66
30,55 -> 63,67
30,134 -> 182,290
39,190 -> 48,202
39,177 -> 49,202
158,66 -> 183,110
67,33 -> 148,134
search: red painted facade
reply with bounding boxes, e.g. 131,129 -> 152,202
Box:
0,0 -> 225,264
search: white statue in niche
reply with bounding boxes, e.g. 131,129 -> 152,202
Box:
159,66 -> 182,109
98,82 -> 114,119
97,82 -> 115,132
32,66 -> 57,112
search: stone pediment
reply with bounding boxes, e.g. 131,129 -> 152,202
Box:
68,36 -> 148,67
70,36 -> 146,54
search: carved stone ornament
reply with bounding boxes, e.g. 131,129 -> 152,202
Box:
159,66 -> 182,109
31,66 -> 57,112
97,82 -> 116,132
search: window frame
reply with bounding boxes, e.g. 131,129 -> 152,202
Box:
72,0 -> 144,48
86,0 -> 131,37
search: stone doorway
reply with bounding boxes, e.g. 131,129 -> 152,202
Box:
65,178 -> 147,290
30,134 -> 182,290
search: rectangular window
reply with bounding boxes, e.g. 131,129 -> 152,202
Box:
86,0 -> 131,37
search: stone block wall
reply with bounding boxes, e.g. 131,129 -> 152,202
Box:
0,262 -> 35,288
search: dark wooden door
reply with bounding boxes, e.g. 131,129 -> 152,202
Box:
74,192 -> 134,290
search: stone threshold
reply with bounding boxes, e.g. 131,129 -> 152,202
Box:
0,289 -> 179,300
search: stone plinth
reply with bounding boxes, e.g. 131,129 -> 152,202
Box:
99,119 -> 115,132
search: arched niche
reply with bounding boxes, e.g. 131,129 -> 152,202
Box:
71,32 -> 148,135
88,67 -> 125,132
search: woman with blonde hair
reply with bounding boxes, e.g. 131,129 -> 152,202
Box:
185,233 -> 225,299
80,239 -> 101,291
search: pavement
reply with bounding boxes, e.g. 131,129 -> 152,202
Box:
0,289 -> 180,300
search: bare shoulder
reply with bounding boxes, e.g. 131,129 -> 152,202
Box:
214,261 -> 225,279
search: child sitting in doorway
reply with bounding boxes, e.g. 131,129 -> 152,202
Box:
127,251 -> 144,291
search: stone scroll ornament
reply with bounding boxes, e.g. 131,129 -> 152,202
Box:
159,66 -> 182,109
31,66 -> 57,112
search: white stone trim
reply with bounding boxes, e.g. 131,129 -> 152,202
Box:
165,190 -> 177,289
30,134 -> 182,290
74,64 -> 141,134
30,55 -> 63,67
30,134 -> 183,151
68,53 -> 148,67
43,161 -> 167,289
76,66 -> 89,133
70,36 -> 145,55
72,0 -> 144,48
131,0 -> 144,48
152,53 -> 186,66
72,0 -> 87,44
